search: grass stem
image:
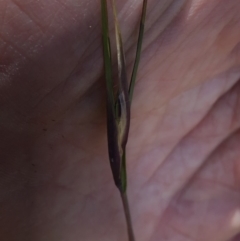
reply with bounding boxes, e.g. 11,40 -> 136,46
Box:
121,192 -> 135,241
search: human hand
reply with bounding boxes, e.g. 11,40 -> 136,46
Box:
0,0 -> 240,240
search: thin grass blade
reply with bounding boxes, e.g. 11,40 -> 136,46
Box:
129,0 -> 148,103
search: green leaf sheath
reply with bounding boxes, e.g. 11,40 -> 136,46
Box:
102,0 -> 147,192
101,0 -> 122,189
112,0 -> 129,103
129,0 -> 148,103
112,0 -> 131,193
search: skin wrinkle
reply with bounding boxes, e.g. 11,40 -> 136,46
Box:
175,146 -> 240,207
171,181 -> 240,240
142,1 -> 239,86
57,0 -> 84,9
189,177 -> 240,197
60,48 -> 103,100
150,168 -> 240,241
213,12 -> 240,60
190,82 -> 204,113
229,87 -> 240,129
145,0 -> 175,27
140,58 -> 234,118
11,0 -> 64,33
1,9 -> 45,58
5,0 -> 97,60
166,223 -> 197,241
141,1 -> 189,61
44,7 -> 70,35
232,43 -> 240,64
35,4 -> 65,32
47,0 -> 93,34
133,80 -> 240,240
216,21 -> 240,56
30,74 -> 75,113
130,70 -> 240,185
189,107 -> 240,167
59,33 -> 101,93
11,0 -> 46,34
179,29 -> 235,89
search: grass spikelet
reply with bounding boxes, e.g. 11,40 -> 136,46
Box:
101,1 -> 148,240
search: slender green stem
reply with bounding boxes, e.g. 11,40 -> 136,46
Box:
129,0 -> 148,103
101,0 -> 115,108
120,192 -> 135,241
120,149 -> 127,193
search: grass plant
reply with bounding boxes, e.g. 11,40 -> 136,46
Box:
101,1 -> 148,240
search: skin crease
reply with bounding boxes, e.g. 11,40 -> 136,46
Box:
0,0 -> 240,240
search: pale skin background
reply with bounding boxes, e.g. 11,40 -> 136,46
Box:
0,0 -> 240,240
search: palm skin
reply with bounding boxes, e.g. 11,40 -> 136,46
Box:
0,0 -> 240,240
